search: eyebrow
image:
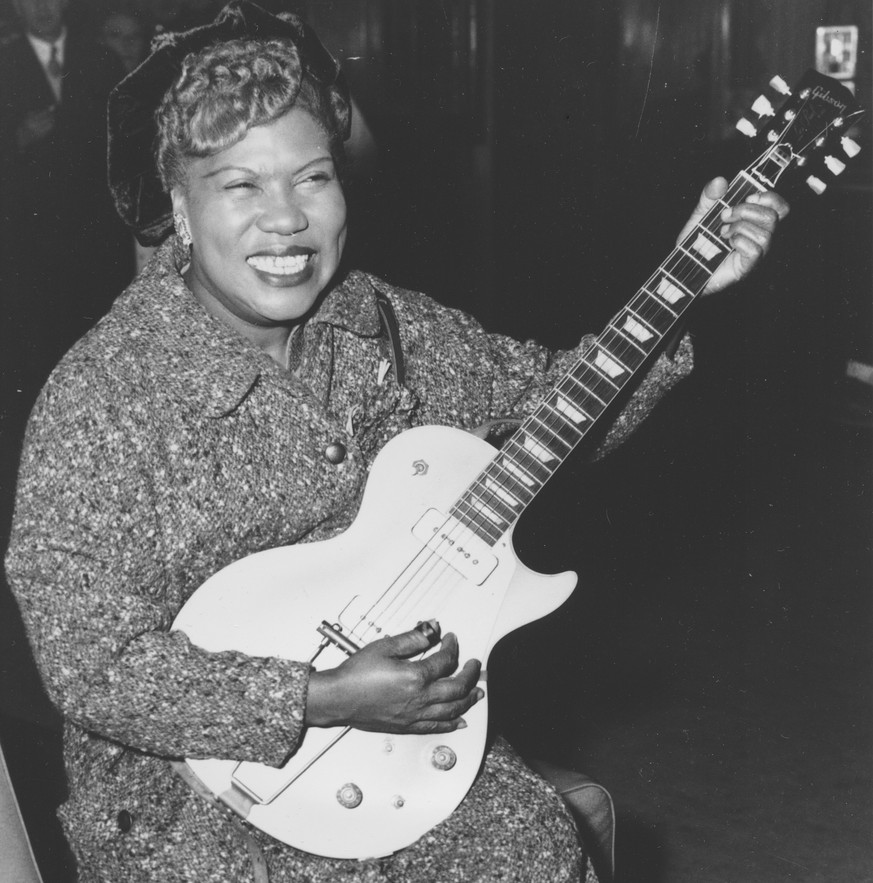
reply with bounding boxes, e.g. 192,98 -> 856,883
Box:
201,156 -> 334,180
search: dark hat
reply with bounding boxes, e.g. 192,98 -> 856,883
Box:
108,0 -> 350,246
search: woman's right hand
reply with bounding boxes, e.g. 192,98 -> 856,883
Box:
305,625 -> 483,734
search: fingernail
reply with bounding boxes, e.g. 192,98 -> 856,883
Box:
457,719 -> 468,729
475,688 -> 485,701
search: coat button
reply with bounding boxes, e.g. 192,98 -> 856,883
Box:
324,442 -> 347,464
117,810 -> 134,833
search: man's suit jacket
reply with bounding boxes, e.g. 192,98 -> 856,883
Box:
0,24 -> 133,398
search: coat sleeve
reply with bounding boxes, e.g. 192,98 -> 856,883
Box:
5,367 -> 309,767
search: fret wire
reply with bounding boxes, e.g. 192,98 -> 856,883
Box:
499,444 -> 552,486
581,356 -> 622,391
525,420 -> 576,464
529,409 -> 580,448
483,459 -> 537,503
661,269 -> 693,295
625,305 -> 661,341
553,380 -> 599,420
606,320 -> 649,356
640,286 -> 680,319
451,498 -> 503,542
663,253 -> 713,295
493,452 -> 540,490
473,474 -> 525,510
692,224 -> 726,252
539,398 -> 588,440
593,336 -> 636,373
467,485 -> 518,524
676,244 -> 711,273
502,437 -> 559,482
531,400 -> 582,448
564,368 -> 609,406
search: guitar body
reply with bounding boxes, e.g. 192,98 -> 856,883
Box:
173,425 -> 577,859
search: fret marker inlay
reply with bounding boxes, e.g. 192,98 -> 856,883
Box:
472,500 -> 503,525
555,395 -> 588,424
656,276 -> 686,305
484,479 -> 521,508
594,350 -> 626,379
501,458 -> 535,486
623,315 -> 654,343
522,434 -> 556,463
692,232 -> 723,261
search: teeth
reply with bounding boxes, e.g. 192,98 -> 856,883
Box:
247,254 -> 310,274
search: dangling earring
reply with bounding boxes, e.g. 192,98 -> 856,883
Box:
173,212 -> 192,248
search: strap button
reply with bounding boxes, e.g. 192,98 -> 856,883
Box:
324,442 -> 347,464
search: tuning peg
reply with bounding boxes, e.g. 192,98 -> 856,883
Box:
842,136 -> 862,158
767,130 -> 779,143
770,75 -> 791,95
806,175 -> 827,195
784,109 -> 796,121
736,117 -> 757,138
752,95 -> 775,117
824,155 -> 847,175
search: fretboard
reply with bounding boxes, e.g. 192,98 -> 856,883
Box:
450,170 -> 768,546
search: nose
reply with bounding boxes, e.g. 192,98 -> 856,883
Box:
257,188 -> 308,237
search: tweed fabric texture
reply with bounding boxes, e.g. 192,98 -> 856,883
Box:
6,237 -> 691,881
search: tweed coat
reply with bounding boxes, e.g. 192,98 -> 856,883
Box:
6,238 -> 692,881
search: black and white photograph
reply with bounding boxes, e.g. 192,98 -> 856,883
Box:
0,1 -> 870,881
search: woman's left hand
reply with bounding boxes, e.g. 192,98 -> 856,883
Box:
677,177 -> 790,296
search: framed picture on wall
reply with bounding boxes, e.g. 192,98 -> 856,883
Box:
815,25 -> 859,80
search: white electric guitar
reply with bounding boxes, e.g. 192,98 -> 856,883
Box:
173,71 -> 862,858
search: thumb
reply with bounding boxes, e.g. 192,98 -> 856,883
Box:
677,177 -> 728,244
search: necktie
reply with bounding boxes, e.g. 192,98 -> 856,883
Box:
47,44 -> 62,100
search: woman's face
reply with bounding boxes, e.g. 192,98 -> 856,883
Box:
173,107 -> 347,352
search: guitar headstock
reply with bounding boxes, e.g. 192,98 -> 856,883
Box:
735,69 -> 864,196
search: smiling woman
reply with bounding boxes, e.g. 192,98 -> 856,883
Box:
3,1 -> 788,881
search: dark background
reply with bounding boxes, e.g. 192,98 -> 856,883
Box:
1,1 -> 870,880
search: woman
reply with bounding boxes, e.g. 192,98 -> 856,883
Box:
5,2 -> 787,880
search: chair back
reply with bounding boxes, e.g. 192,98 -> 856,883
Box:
0,738 -> 43,883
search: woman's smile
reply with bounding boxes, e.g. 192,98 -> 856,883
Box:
246,248 -> 315,282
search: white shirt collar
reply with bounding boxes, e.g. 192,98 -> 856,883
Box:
27,28 -> 67,69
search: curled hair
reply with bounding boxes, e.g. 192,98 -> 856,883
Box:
155,38 -> 348,191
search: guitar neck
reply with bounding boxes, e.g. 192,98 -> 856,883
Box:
450,66 -> 864,546
449,170 -> 767,546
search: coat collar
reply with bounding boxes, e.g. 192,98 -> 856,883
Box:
129,237 -> 383,417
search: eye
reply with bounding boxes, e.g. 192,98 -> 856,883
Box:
224,180 -> 258,192
299,167 -> 335,187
